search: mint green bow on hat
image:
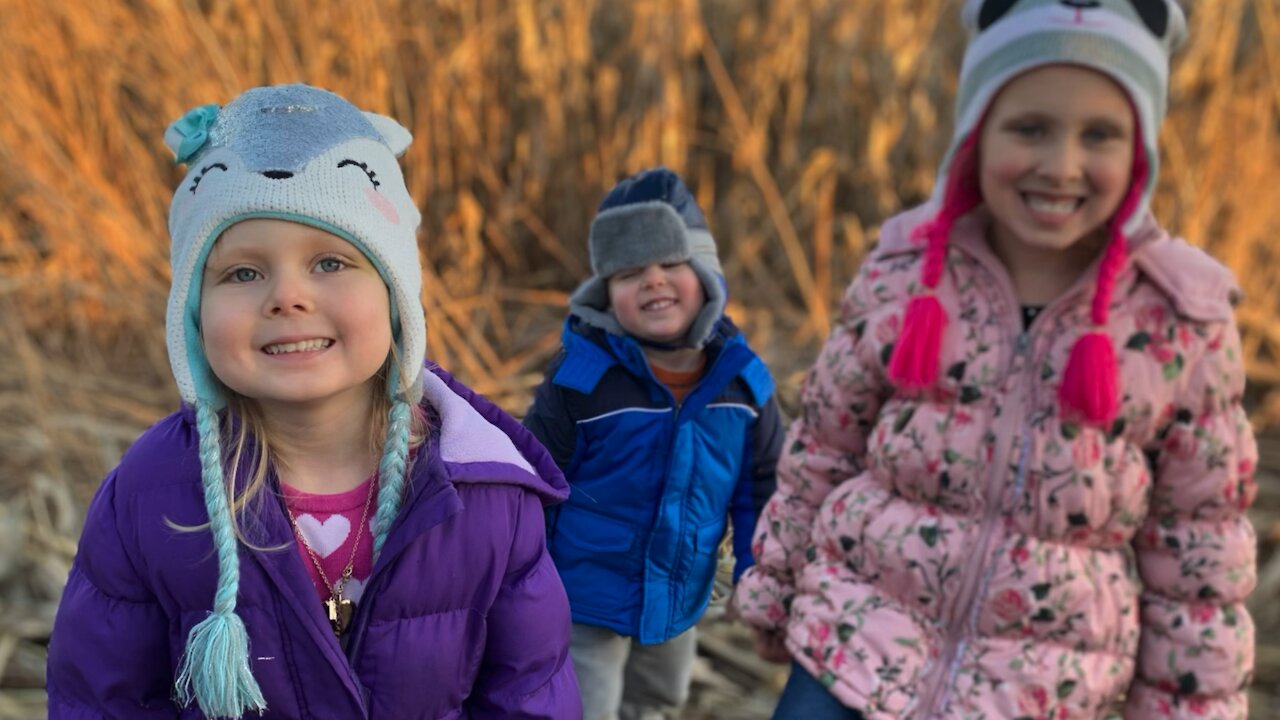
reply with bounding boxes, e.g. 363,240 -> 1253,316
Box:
165,103 -> 220,164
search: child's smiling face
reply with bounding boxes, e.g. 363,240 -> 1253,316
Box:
199,218 -> 392,415
979,64 -> 1137,259
607,261 -> 705,345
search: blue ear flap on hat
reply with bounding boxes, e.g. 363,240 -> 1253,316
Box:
363,112 -> 412,157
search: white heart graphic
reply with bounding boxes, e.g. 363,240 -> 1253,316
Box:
343,577 -> 367,605
294,514 -> 351,559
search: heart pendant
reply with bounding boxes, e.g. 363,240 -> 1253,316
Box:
324,596 -> 357,636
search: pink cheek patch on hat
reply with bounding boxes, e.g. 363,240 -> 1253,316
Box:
365,186 -> 400,225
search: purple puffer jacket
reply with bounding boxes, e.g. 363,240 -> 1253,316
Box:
47,366 -> 581,719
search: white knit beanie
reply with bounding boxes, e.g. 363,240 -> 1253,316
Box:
938,0 -> 1187,234
887,0 -> 1189,430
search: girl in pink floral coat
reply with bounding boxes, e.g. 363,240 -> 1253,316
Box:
733,1 -> 1258,719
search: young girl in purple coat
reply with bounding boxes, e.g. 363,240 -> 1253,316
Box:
47,84 -> 581,719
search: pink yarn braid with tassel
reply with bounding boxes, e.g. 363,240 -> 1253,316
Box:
888,134 -> 983,390
1058,125 -> 1150,428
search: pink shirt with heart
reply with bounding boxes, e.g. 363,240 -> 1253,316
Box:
281,476 -> 377,605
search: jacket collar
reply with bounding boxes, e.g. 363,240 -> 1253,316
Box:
564,317 -> 761,412
872,203 -> 1239,323
568,315 -> 739,378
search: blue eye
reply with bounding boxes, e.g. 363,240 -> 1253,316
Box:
229,267 -> 260,283
316,257 -> 347,273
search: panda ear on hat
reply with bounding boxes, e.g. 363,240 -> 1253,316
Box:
363,112 -> 412,157
968,0 -> 1186,47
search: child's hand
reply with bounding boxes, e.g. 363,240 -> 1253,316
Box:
752,628 -> 791,664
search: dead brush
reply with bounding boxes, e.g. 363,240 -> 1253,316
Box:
1,0 -> 1278,714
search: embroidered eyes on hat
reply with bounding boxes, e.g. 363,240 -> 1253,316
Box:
887,0 -> 1187,427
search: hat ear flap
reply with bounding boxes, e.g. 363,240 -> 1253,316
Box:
977,0 -> 1021,30
363,112 -> 412,157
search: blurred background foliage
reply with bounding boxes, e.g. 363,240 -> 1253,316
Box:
2,0 -> 1279,714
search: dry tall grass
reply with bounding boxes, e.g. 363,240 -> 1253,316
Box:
1,0 -> 1279,713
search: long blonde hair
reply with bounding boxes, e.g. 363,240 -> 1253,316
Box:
171,349 -> 429,547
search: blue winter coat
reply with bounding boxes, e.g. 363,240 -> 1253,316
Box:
47,367 -> 581,719
523,319 -> 784,644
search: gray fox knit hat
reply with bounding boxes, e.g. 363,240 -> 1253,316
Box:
162,84 -> 424,717
569,167 -> 727,348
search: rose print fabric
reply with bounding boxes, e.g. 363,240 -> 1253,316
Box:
733,205 -> 1257,719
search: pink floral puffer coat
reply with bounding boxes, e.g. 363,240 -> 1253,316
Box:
734,205 -> 1257,719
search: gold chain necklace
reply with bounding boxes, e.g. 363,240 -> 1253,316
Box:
285,474 -> 378,636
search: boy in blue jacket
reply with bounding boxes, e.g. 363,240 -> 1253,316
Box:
524,167 -> 784,719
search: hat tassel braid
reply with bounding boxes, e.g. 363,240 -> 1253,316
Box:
174,402 -> 266,718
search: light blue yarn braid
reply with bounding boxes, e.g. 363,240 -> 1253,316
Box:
370,398 -> 412,558
174,401 -> 267,718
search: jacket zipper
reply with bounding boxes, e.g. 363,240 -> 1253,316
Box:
340,538 -> 398,717
344,487 -> 459,704
645,347 -> 694,641
637,339 -> 741,640
263,490 -> 372,717
915,328 -> 1031,717
913,242 -> 1094,717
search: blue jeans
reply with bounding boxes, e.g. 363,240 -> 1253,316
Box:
771,661 -> 865,720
